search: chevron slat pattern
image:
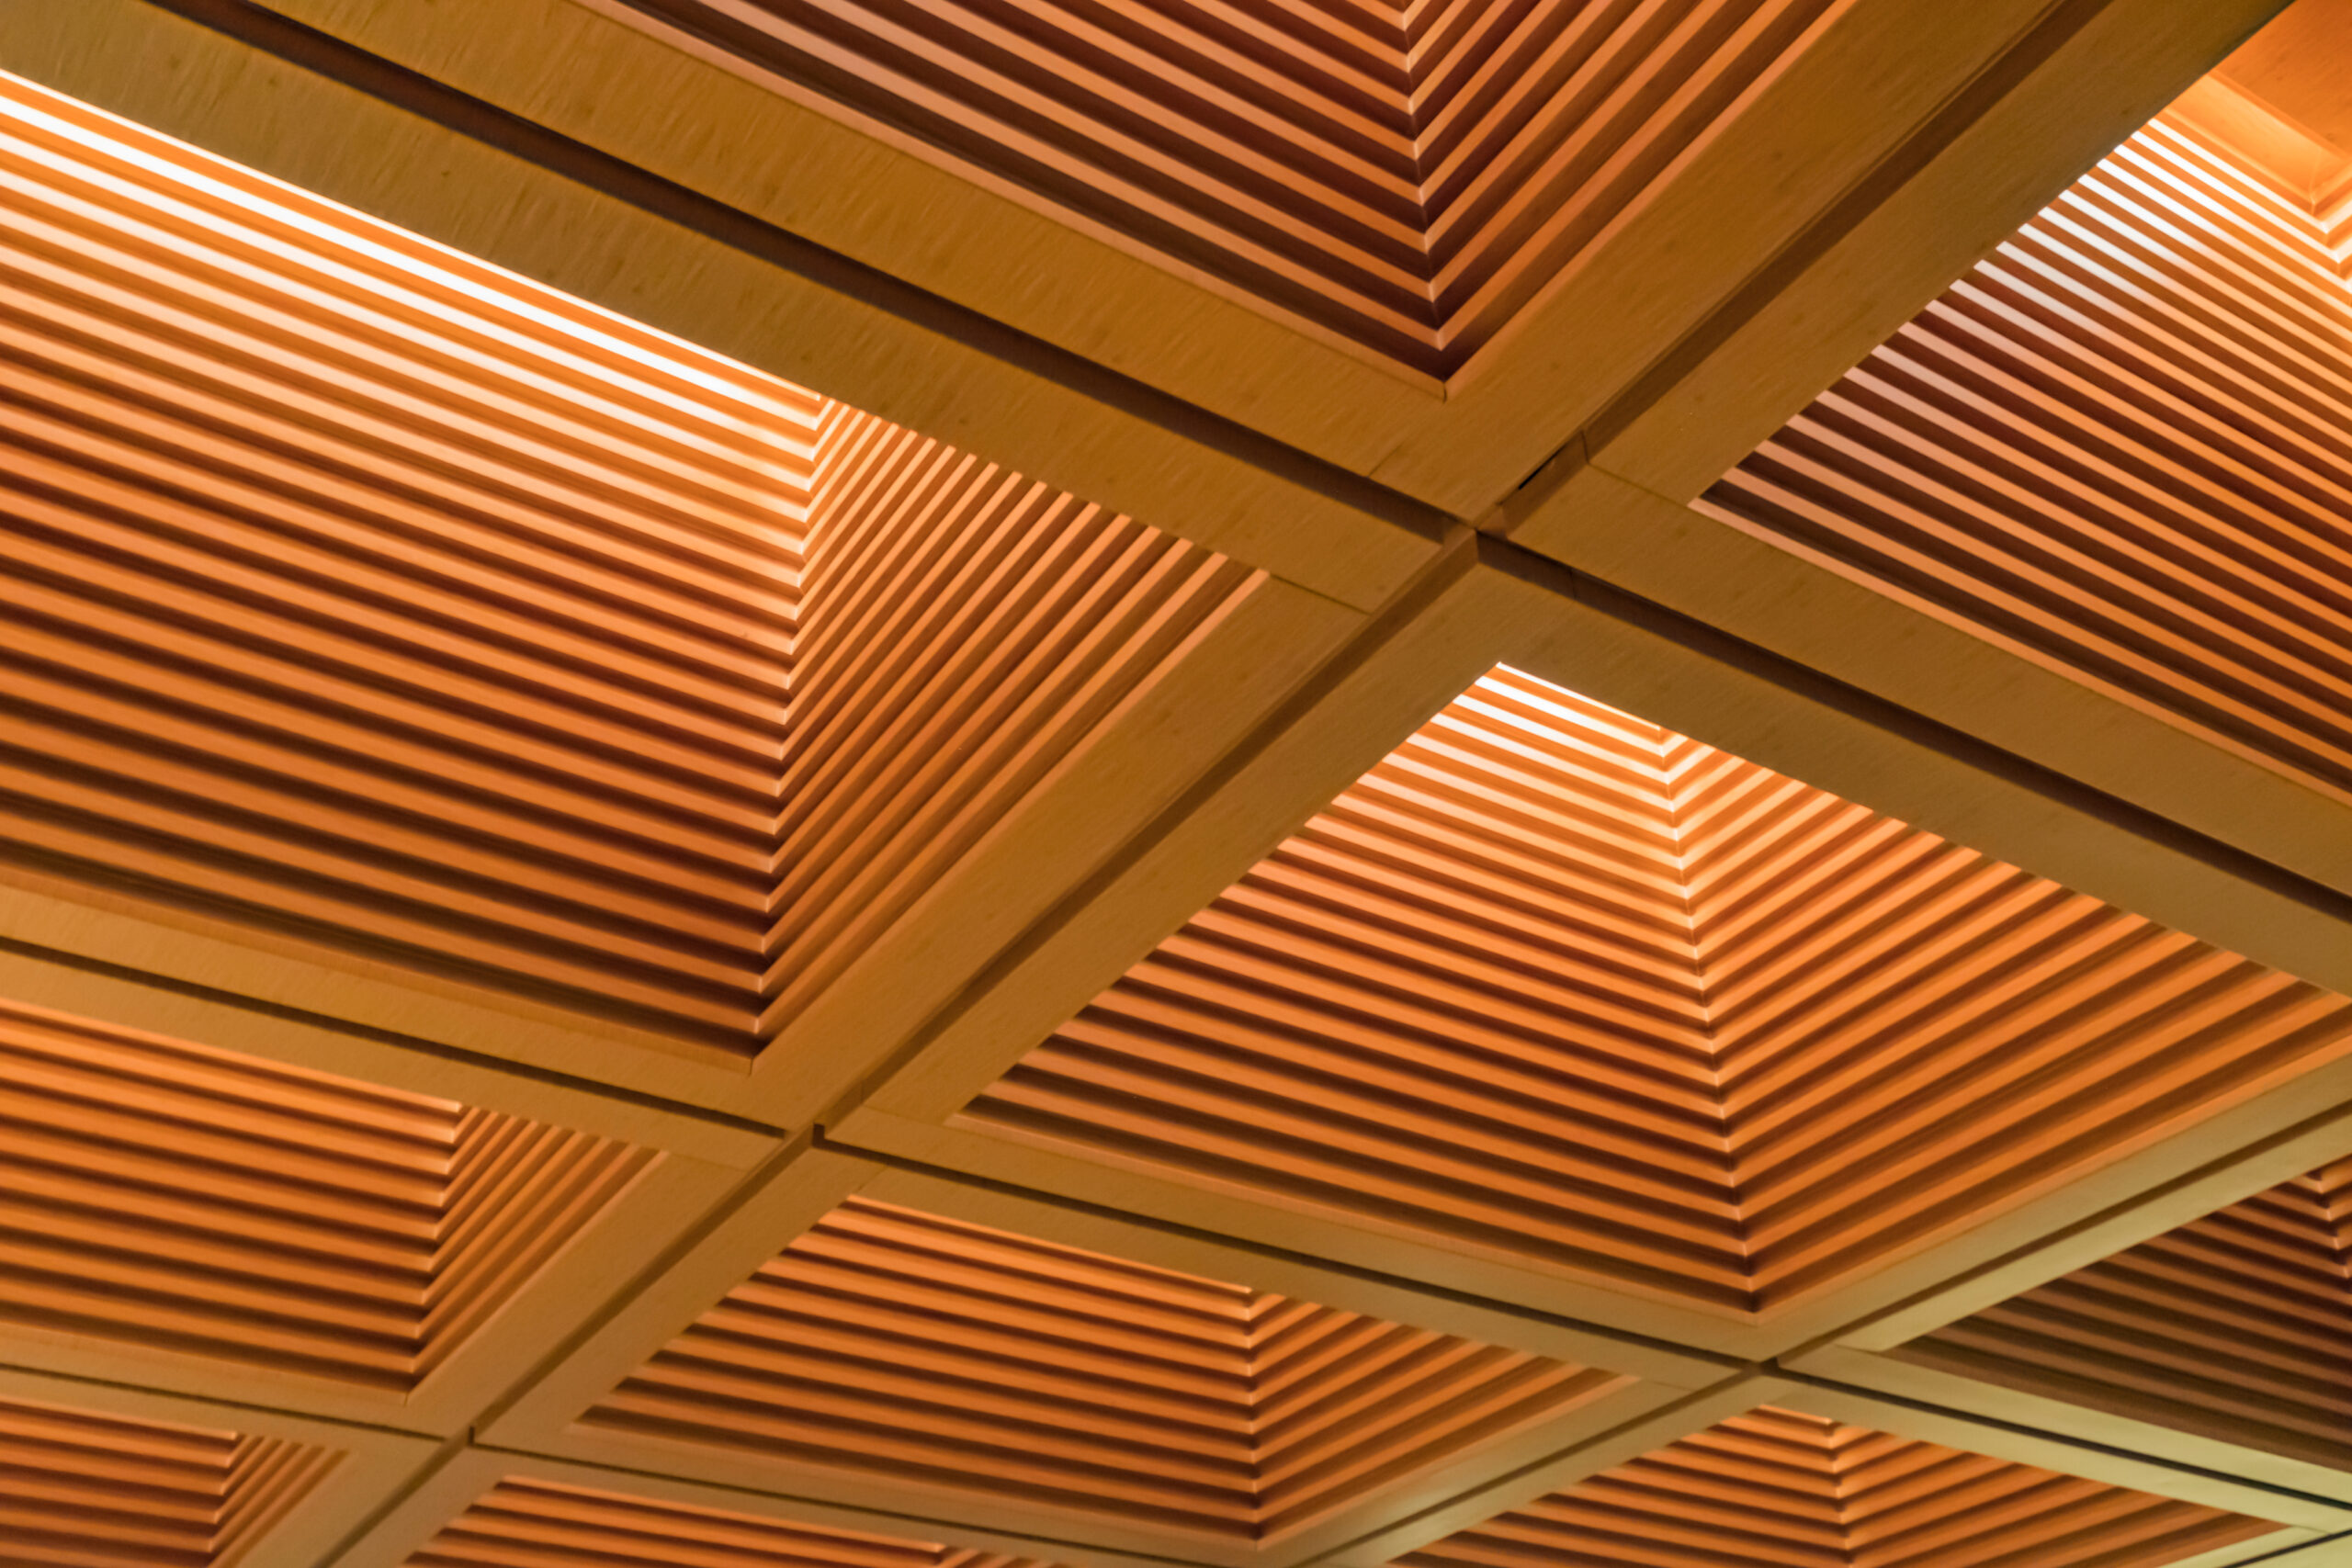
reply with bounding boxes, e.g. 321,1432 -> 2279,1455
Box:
0,1395 -> 338,1568
605,0 -> 1838,369
1702,113 -> 2352,806
1395,1407 -> 2278,1568
404,1479 -> 1049,1568
0,998 -> 655,1391
582,1197 -> 1622,1536
963,667 -> 2352,1310
764,404 -> 1261,1032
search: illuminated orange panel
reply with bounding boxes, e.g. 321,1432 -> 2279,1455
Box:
0,1394 -> 338,1568
964,666 -> 2352,1310
1397,1406 -> 2283,1568
0,70 -> 1252,1055
0,998 -> 651,1391
579,1197 -> 1627,1536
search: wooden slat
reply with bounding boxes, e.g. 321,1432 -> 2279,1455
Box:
764,404 -> 1261,1032
406,1479 -> 1047,1568
1396,1407 -> 2277,1568
1899,1161 -> 2352,1472
0,998 -> 655,1392
582,1196 -> 1610,1534
604,0 -> 1839,369
1702,112 -> 2352,808
962,665 -> 2352,1312
0,73 -> 809,1050
0,1394 -> 335,1568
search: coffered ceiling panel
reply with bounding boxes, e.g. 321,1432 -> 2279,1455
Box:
1393,1406 -> 2298,1568
5,5 -> 2352,1567
943,665 -> 2352,1344
401,1477 -> 1053,1568
1896,1159 -> 2352,1482
605,0 -> 1838,374
0,63 -> 1356,1116
1702,106 -> 2352,810
0,995 -> 672,1416
4,1394 -> 338,1568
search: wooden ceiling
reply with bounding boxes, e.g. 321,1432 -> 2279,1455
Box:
5,0 -> 2352,1566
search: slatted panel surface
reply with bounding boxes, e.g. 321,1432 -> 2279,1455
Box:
962,667 -> 1746,1304
213,1435 -> 344,1566
404,1478 -> 1050,1568
1242,1293 -> 1621,1534
420,1110 -> 660,1380
1396,1407 -> 2279,1568
0,72 -> 811,1051
1397,1409 -> 1852,1568
1833,1423 -> 2278,1567
582,1196 -> 1614,1535
1672,737 -> 2352,1308
0,998 -> 653,1392
963,665 -> 2352,1312
607,0 -> 1841,370
1897,1160 -> 2352,1472
1412,0 -> 1842,356
765,403 -> 1262,1032
1702,114 -> 2352,804
0,1395 -> 336,1568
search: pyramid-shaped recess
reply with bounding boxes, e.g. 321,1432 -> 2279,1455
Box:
1898,1156 -> 2352,1473
1701,72 -> 2352,804
0,998 -> 651,1390
0,71 -> 1251,1054
609,0 -> 1837,370
961,667 -> 2352,1312
581,1197 -> 1623,1537
1397,1406 -> 2280,1568
4,1393 -> 338,1568
406,1478 -> 1050,1568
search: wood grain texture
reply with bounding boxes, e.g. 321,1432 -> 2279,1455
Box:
580,1196 -> 1622,1537
1899,1158 -> 2352,1475
605,0 -> 1839,370
1702,111 -> 2352,807
0,998 -> 655,1392
1396,1406 -> 2280,1568
961,666 -> 2352,1312
0,1393 -> 340,1568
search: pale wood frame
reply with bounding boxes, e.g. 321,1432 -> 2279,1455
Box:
115,0 -> 2286,525
1788,1095 -> 2352,1507
0,1360 -> 441,1568
481,1140 -> 1736,1568
832,543 -> 2352,1358
0,935 -> 780,1435
1314,1371 -> 2340,1567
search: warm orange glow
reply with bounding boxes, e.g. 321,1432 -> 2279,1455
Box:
965,664 -> 2352,1310
582,1196 -> 1617,1537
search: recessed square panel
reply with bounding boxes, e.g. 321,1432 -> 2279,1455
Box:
402,1477 -> 1050,1568
0,69 -> 1261,1068
1396,1406 -> 2289,1567
1702,6 -> 2352,807
1,1393 -> 339,1568
605,0 -> 1842,371
575,1195 -> 1629,1540
956,665 -> 2352,1316
1894,1156 -> 2352,1479
0,997 -> 651,1395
